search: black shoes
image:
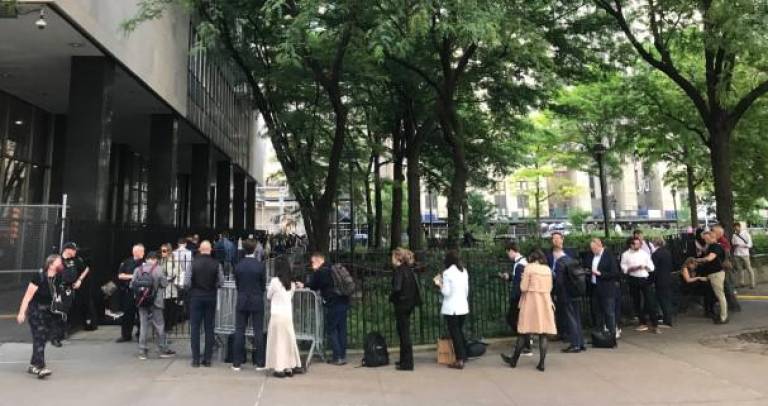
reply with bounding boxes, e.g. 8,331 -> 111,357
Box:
191,361 -> 200,368
50,339 -> 62,348
115,337 -> 132,343
201,360 -> 212,367
396,365 -> 414,371
714,317 -> 730,325
500,353 -> 513,365
536,363 -> 545,372
561,346 -> 582,353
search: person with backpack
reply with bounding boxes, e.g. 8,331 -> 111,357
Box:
389,248 -> 421,371
435,250 -> 469,370
306,251 -> 352,366
16,254 -> 63,379
546,233 -> 585,354
508,250 -> 557,372
265,257 -> 303,378
130,251 -> 175,360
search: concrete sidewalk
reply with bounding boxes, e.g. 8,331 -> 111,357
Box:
1,301 -> 768,406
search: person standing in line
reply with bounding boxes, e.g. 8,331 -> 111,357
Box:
265,257 -> 303,378
731,222 -> 755,289
633,229 -> 656,255
545,233 -> 585,353
16,254 -> 63,379
500,242 -> 532,362
435,250 -> 470,370
651,237 -> 675,328
116,244 -> 145,343
589,238 -> 620,347
697,231 -> 729,324
62,242 -> 96,333
389,248 -> 421,371
231,239 -> 267,371
160,243 -> 181,332
131,251 -> 176,360
621,237 -> 660,334
712,224 -> 740,312
306,252 -> 350,366
184,240 -> 225,367
508,250 -> 557,372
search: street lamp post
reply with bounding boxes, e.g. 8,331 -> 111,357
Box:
593,143 -> 610,239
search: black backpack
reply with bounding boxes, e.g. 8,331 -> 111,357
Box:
361,332 -> 389,367
558,256 -> 588,297
133,265 -> 157,308
330,264 -> 355,297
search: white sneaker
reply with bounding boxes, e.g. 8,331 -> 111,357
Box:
615,328 -> 622,340
36,368 -> 52,379
255,366 -> 267,372
231,366 -> 241,372
634,325 -> 649,332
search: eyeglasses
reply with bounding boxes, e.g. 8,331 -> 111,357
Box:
161,249 -> 169,253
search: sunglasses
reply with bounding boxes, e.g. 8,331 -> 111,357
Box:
161,249 -> 169,253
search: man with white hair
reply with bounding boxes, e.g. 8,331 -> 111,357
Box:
116,244 -> 145,343
184,240 -> 224,367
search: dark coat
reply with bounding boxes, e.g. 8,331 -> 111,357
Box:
234,257 -> 266,312
587,250 -> 620,297
390,265 -> 421,313
307,262 -> 349,306
651,247 -> 674,288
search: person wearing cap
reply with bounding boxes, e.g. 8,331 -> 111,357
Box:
130,251 -> 175,360
63,242 -> 97,332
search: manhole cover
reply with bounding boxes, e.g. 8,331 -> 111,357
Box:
700,328 -> 768,355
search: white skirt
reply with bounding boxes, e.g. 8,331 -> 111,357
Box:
265,314 -> 302,371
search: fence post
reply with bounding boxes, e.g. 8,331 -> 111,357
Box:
59,193 -> 68,250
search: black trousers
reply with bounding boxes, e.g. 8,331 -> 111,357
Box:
559,294 -> 584,348
628,277 -> 658,326
190,295 -> 216,363
164,298 -> 181,332
592,284 -> 616,339
445,314 -> 467,362
233,308 -> 265,367
29,306 -> 53,368
395,308 -> 414,368
73,280 -> 97,329
655,282 -> 674,326
120,288 -> 137,340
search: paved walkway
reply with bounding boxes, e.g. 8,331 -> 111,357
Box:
1,301 -> 768,406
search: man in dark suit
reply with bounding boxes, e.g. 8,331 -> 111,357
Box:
588,238 -> 620,346
231,239 -> 266,371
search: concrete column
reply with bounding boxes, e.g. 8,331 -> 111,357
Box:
246,180 -> 256,231
147,115 -> 178,225
216,160 -> 232,230
61,56 -> 115,221
232,168 -> 245,231
190,143 -> 212,227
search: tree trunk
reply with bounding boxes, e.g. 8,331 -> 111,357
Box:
374,152 -> 383,249
406,146 -> 423,252
440,101 -> 468,250
535,178 -> 542,228
708,123 -> 734,235
685,161 -> 699,229
307,209 -> 330,253
391,123 -> 404,250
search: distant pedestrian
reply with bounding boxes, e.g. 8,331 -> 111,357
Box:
435,250 -> 469,370
265,257 -> 303,378
116,244 -> 145,343
16,254 -> 63,379
184,240 -> 224,367
507,250 -> 556,372
389,248 -> 421,371
131,251 -> 175,360
731,222 -> 755,289
231,239 -> 267,371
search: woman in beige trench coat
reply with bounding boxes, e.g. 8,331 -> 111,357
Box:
510,249 -> 556,372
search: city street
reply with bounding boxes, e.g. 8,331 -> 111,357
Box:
1,300 -> 767,406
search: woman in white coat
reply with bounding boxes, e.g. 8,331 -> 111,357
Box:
265,257 -> 303,378
435,250 -> 469,369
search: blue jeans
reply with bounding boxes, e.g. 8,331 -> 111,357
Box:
326,302 -> 349,361
190,295 -> 216,363
559,294 -> 584,348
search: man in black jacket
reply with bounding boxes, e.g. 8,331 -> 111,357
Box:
116,244 -> 145,343
651,237 -> 674,327
184,240 -> 224,367
307,252 -> 350,366
588,238 -> 620,346
231,239 -> 266,371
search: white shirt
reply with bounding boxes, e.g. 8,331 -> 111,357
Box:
512,254 -> 528,278
621,249 -> 655,278
732,231 -> 753,257
591,250 -> 603,284
440,265 -> 469,316
172,247 -> 192,285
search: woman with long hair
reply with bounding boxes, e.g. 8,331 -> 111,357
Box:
159,243 -> 181,331
265,257 -> 302,378
390,248 -> 421,371
16,254 -> 63,379
509,250 -> 556,372
435,249 -> 469,369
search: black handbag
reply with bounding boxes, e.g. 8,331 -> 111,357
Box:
51,285 -> 75,319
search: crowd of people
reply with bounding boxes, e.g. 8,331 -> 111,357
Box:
13,222 -> 755,379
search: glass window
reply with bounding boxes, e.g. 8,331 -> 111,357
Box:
5,101 -> 34,161
1,158 -> 28,203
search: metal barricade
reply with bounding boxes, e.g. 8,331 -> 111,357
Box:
214,281 -> 325,369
